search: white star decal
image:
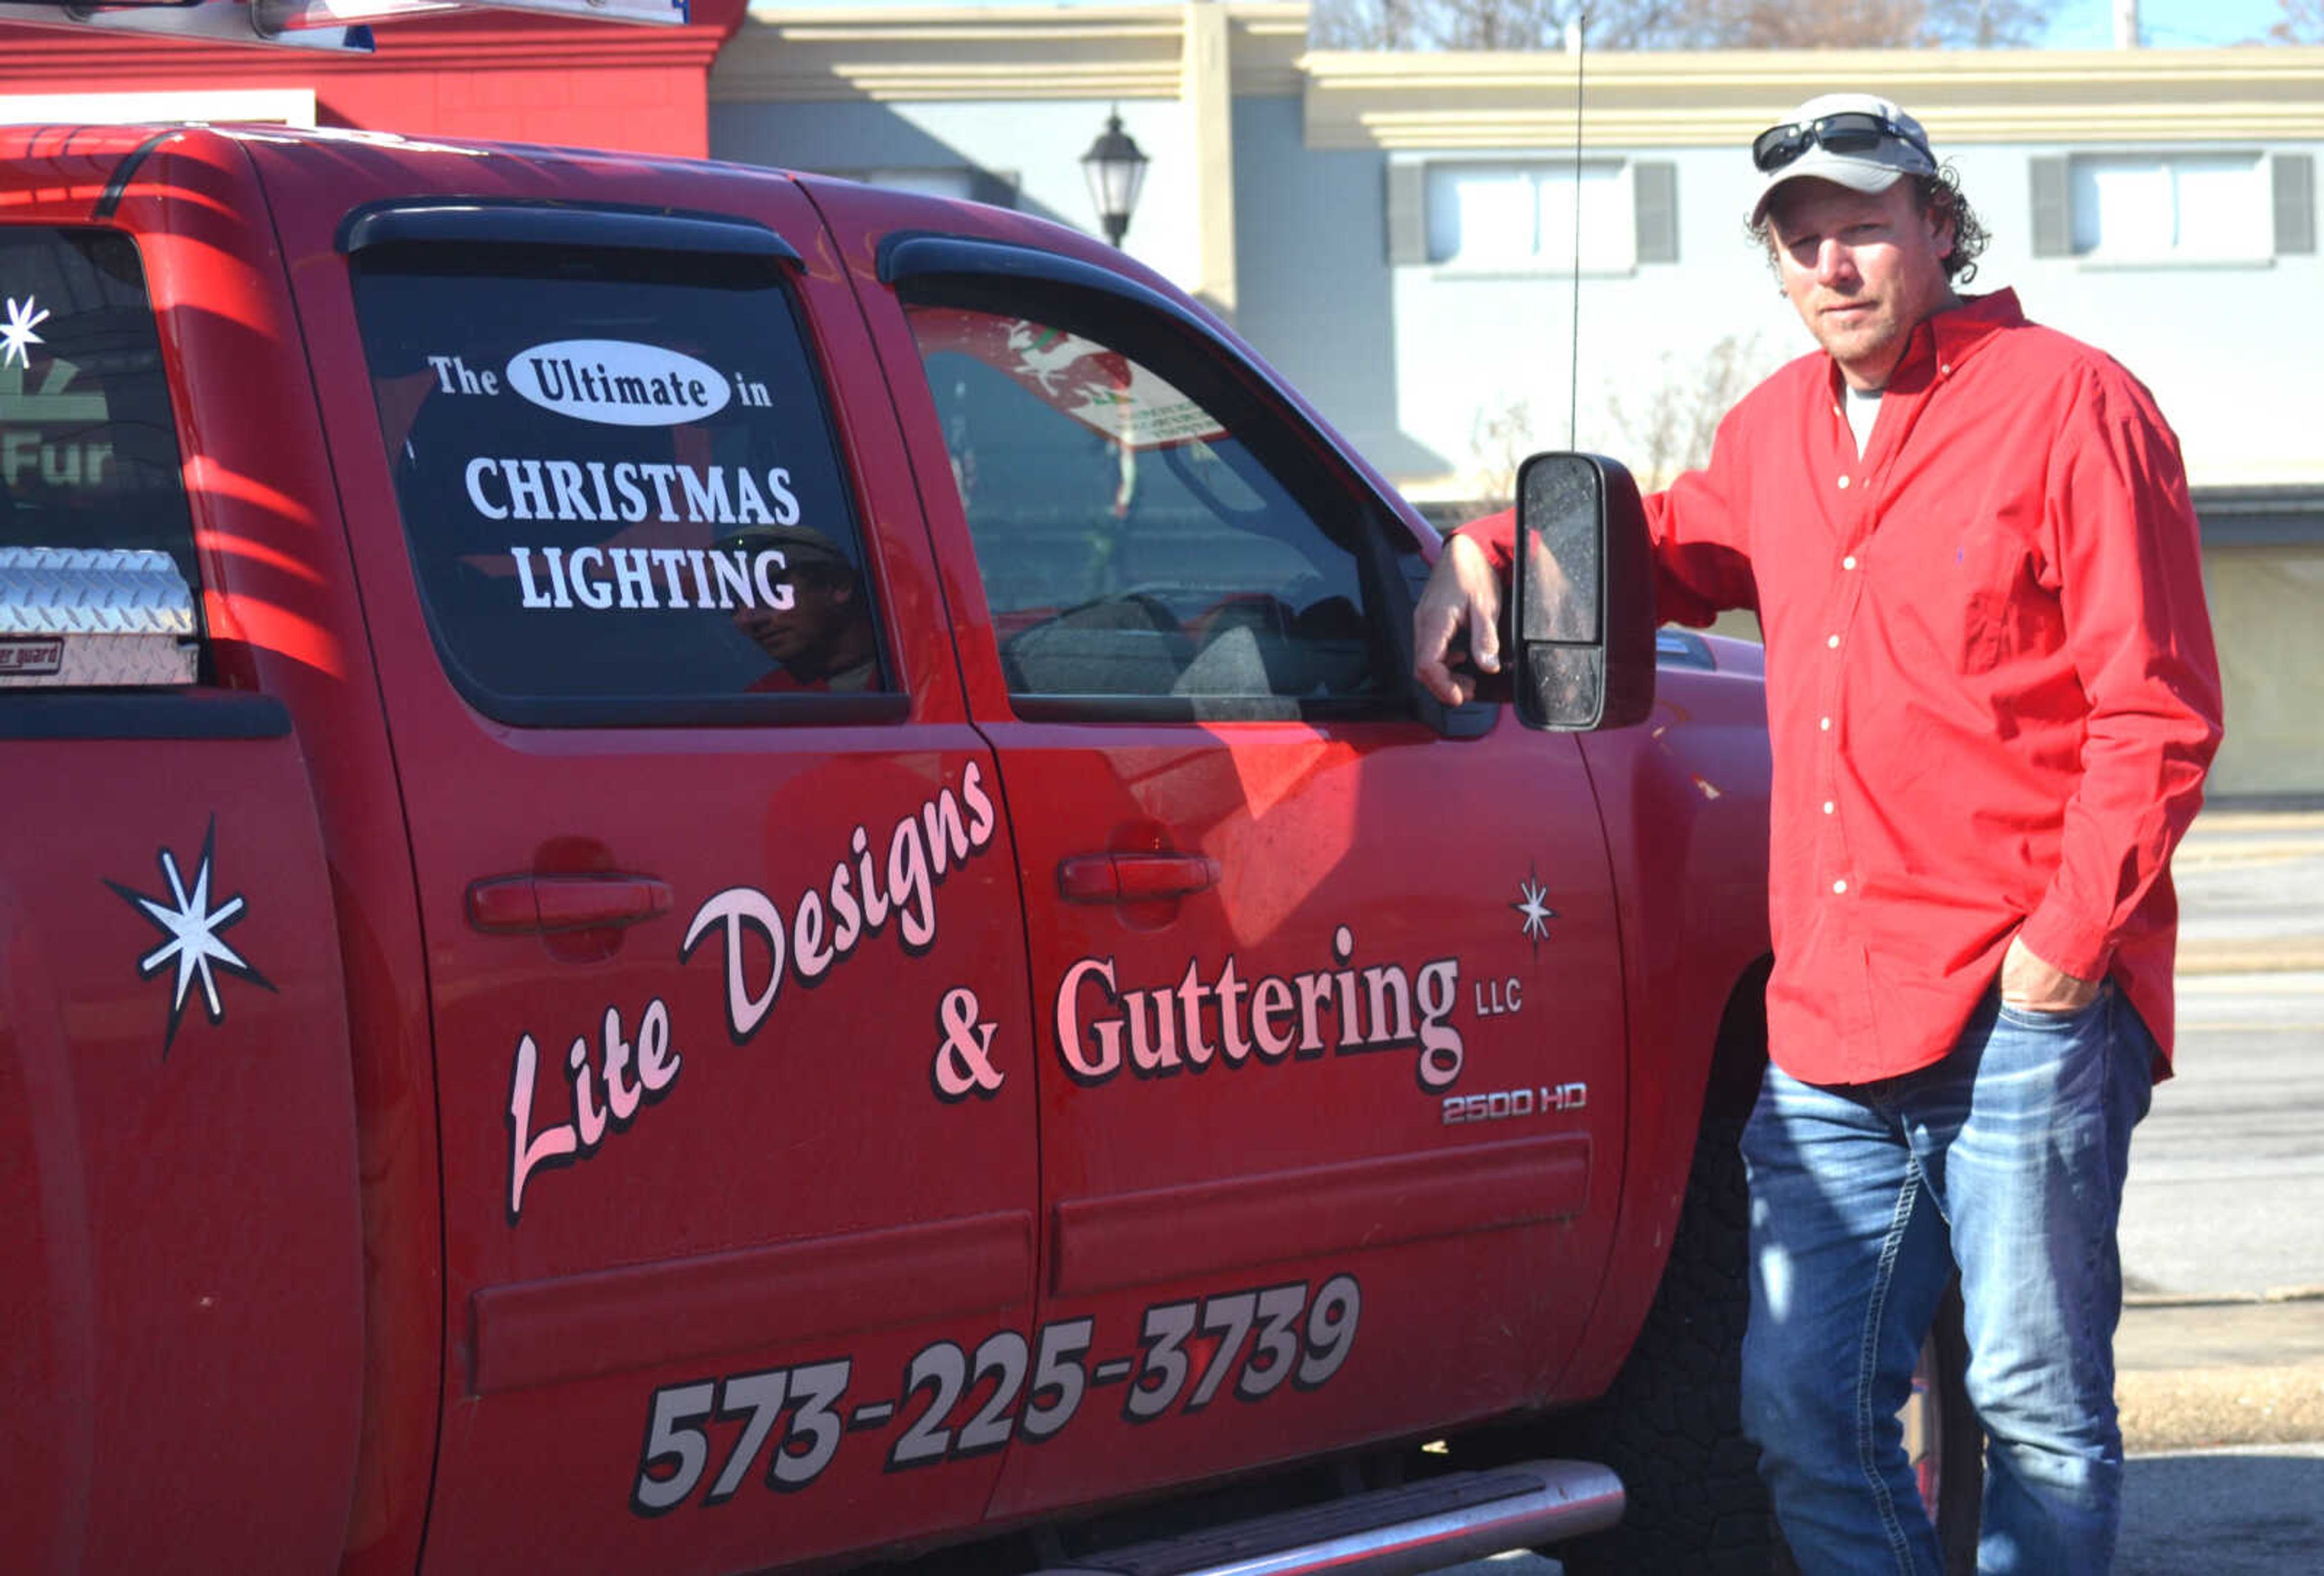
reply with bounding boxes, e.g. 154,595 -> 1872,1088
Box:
1512,872 -> 1558,954
108,818 -> 274,1055
1,295 -> 49,370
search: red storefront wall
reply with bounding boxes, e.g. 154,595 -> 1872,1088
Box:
0,0 -> 747,156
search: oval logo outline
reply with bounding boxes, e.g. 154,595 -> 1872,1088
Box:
505,340 -> 733,427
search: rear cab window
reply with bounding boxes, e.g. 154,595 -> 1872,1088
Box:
344,208 -> 891,726
0,226 -> 201,689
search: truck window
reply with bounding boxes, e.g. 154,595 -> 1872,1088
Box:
347,240 -> 887,720
0,226 -> 202,687
901,300 -> 1390,718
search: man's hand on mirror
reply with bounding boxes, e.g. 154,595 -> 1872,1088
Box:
1414,533 -> 1503,706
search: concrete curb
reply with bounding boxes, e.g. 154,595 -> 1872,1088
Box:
2118,1368 -> 2324,1454
2116,1294 -> 2324,1453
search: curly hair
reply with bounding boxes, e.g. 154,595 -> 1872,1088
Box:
1913,168 -> 1988,284
1748,165 -> 1990,286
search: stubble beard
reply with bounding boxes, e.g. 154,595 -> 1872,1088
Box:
1810,297 -> 1907,390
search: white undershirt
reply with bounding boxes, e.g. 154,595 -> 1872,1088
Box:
1844,383 -> 1884,456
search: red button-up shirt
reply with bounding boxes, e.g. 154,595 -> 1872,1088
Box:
1463,290 -> 2222,1085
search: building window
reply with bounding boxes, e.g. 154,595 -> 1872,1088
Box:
1422,160 -> 1636,271
1385,159 -> 1676,270
2060,153 -> 2271,262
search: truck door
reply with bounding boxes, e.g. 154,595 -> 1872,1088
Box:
285,187 -> 1040,1574
835,215 -> 1632,1519
0,217 -> 362,1573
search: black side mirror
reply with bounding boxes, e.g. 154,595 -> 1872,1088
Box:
1512,451 -> 1656,731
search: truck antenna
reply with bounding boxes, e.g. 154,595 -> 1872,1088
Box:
1568,10 -> 1587,449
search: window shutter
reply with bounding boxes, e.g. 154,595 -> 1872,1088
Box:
1385,162 -> 1426,266
1633,160 -> 1678,263
2029,156 -> 2071,258
2274,153 -> 2316,256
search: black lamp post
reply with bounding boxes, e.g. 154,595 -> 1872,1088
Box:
1080,107 -> 1149,249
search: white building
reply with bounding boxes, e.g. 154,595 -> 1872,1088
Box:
713,4 -> 2321,795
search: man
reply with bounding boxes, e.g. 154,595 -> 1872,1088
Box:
724,523 -> 882,693
1414,94 -> 2223,1573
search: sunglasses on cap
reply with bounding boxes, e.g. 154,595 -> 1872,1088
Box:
1751,111 -> 1932,173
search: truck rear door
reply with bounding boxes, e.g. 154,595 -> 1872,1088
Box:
268,158 -> 1041,1575
0,207 -> 363,1574
823,196 -> 1632,1520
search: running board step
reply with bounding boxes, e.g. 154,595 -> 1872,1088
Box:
1031,1459 -> 1624,1576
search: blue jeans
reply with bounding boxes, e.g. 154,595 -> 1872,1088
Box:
1738,983 -> 2156,1575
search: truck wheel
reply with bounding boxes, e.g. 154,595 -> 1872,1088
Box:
1549,1114 -> 1776,1575
1549,1116 -> 1984,1575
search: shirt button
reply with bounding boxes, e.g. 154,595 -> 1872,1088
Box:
1827,634 -> 1840,649
1842,555 -> 1858,570
1833,878 -> 1849,895
1823,800 -> 1836,814
1837,475 -> 1852,489
1820,716 -> 1831,731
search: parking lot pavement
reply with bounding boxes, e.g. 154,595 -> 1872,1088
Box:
2117,1443 -> 2324,1576
2171,807 -> 2324,974
2116,807 -> 2324,1456
1456,1440 -> 2324,1576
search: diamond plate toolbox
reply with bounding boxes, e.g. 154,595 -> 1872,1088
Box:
0,545 -> 199,687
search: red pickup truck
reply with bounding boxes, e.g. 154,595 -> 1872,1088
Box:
0,122 -> 1958,1575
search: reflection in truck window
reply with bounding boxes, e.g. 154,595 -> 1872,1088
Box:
348,241 -> 887,716
720,521 -> 879,692
902,303 -> 1380,709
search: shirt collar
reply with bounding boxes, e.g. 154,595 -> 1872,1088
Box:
1829,287 -> 2024,401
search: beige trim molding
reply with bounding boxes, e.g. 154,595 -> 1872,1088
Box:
711,10 -> 2324,147
1227,4 -> 1309,98
1304,45 -> 2324,151
715,2 -> 1307,104
1187,2 -> 1240,321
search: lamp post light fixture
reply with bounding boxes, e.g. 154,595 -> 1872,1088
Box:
1080,107 -> 1149,249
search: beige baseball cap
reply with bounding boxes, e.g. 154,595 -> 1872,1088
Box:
1750,92 -> 1938,226
715,521 -> 852,571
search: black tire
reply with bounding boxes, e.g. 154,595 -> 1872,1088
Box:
1550,1113 -> 1777,1575
1544,1114 -> 1985,1575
